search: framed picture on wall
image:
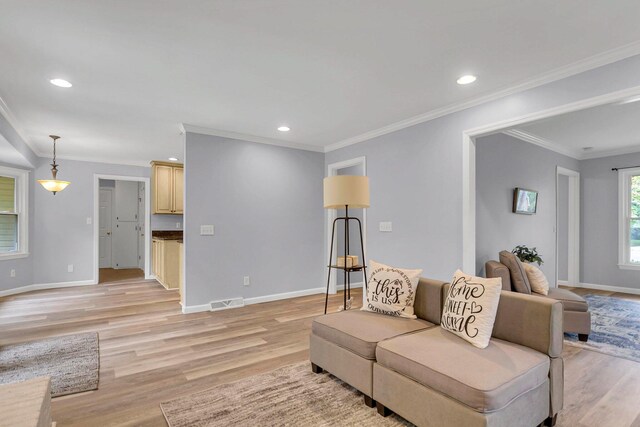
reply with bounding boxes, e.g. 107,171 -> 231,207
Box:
513,188 -> 538,215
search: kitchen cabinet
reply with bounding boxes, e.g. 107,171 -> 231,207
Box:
152,238 -> 180,290
151,161 -> 184,214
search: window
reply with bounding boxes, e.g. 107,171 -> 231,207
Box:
618,167 -> 640,269
0,166 -> 29,259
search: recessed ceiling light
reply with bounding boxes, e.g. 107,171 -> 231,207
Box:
50,78 -> 72,88
277,126 -> 290,132
456,75 -> 477,85
168,157 -> 179,161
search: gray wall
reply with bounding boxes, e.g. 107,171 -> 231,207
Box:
581,152 -> 640,290
557,175 -> 569,281
32,158 -> 151,284
475,133 -> 579,283
325,54 -> 640,284
184,132 -> 325,306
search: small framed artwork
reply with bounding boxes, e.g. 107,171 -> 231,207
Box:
513,188 -> 538,215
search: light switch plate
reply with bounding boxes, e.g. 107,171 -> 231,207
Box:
379,221 -> 392,232
200,225 -> 215,236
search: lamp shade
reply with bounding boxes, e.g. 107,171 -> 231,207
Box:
38,179 -> 70,194
323,175 -> 370,209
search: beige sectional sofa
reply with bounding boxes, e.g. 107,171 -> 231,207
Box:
310,278 -> 564,427
486,259 -> 591,341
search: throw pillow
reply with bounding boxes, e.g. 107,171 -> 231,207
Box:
499,250 -> 532,294
362,260 -> 422,319
441,270 -> 502,349
523,263 -> 549,296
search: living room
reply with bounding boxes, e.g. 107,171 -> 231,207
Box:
1,2 -> 640,426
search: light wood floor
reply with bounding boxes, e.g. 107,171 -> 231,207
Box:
0,282 -> 638,426
98,268 -> 145,284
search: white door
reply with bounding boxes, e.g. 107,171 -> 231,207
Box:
138,182 -> 145,269
112,180 -> 140,269
115,181 -> 139,222
99,189 -> 113,268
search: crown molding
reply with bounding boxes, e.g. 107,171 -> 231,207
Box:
325,40 -> 640,153
182,124 -> 325,153
503,128 -> 640,161
501,129 -> 580,159
580,144 -> 640,160
49,154 -> 152,168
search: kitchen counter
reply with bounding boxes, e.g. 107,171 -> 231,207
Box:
152,230 -> 183,240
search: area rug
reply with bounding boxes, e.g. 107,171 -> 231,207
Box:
161,362 -> 412,427
564,295 -> 640,363
0,332 -> 100,397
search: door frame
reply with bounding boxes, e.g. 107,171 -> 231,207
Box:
556,167 -> 580,286
98,187 -> 114,268
461,84 -> 640,273
93,174 -> 151,283
326,156 -> 367,296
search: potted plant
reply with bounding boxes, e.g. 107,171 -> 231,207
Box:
512,245 -> 543,265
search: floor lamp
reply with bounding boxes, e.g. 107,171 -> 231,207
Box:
323,175 -> 370,314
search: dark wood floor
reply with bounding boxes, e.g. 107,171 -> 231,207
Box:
0,282 -> 638,426
98,268 -> 145,284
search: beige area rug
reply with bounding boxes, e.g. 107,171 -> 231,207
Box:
0,332 -> 100,397
161,362 -> 412,426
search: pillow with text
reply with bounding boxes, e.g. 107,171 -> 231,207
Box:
361,260 -> 422,319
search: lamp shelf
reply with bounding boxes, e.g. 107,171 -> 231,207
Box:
328,264 -> 366,272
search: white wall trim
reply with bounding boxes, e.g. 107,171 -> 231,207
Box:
558,280 -> 640,296
617,167 -> 640,269
326,41 -> 640,153
504,128 -> 640,161
182,123 -> 325,153
326,156 -> 368,299
462,84 -> 640,274
181,303 -> 212,314
556,167 -> 580,285
502,129 -> 580,159
0,165 -> 29,260
336,282 -> 364,291
93,174 -> 152,284
244,287 -> 325,305
0,279 -> 96,298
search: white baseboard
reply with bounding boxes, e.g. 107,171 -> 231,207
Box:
559,280 -> 640,295
181,286 -> 326,314
336,282 -> 364,291
0,280 -> 97,298
181,303 -> 212,314
244,287 -> 325,305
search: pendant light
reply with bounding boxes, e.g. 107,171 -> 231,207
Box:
38,135 -> 70,195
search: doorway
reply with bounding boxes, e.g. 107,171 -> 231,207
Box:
556,167 -> 580,285
326,157 -> 367,301
94,175 -> 151,284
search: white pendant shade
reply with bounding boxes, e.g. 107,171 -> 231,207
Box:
323,175 -> 370,209
38,179 -> 70,194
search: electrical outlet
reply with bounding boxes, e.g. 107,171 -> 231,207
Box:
10,269 -> 16,278
176,222 -> 181,229
67,264 -> 74,273
86,217 -> 92,225
200,225 -> 214,235
379,221 -> 392,232
243,276 -> 250,286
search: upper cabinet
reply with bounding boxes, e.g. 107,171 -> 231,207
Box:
151,161 -> 184,214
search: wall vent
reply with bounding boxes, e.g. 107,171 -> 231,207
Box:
209,297 -> 244,311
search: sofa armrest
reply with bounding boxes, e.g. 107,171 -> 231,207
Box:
492,290 -> 563,357
414,278 -> 448,324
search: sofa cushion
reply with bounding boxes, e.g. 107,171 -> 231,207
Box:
376,328 -> 550,413
499,251 -> 532,294
312,310 -> 433,360
541,288 -> 588,312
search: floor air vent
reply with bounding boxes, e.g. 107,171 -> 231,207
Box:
209,297 -> 244,311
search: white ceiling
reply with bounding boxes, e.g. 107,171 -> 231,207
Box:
505,98 -> 640,159
2,1 -> 640,165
